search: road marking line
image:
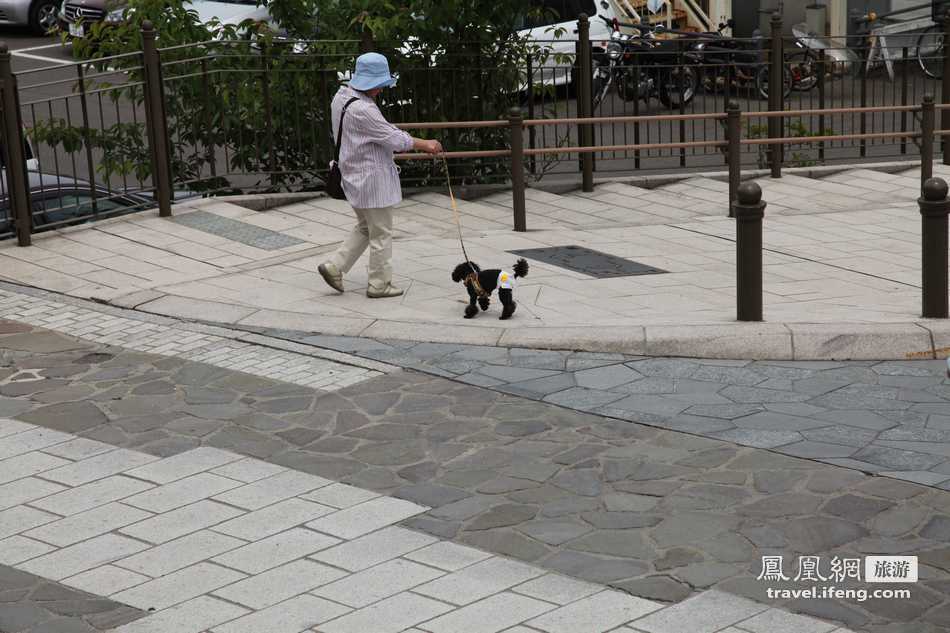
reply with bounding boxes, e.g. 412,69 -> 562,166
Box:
12,42 -> 67,53
9,51 -> 71,65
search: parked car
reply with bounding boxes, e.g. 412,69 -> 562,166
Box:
58,0 -> 271,40
0,171 -> 154,236
0,136 -> 41,173
517,0 -> 619,88
0,0 -> 59,34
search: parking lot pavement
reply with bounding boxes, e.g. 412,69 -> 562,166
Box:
0,28 -> 73,71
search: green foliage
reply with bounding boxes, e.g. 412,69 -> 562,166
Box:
747,120 -> 834,169
29,119 -> 152,181
43,0 -> 565,192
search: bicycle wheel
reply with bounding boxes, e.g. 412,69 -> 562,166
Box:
592,67 -> 612,112
917,24 -> 944,79
756,65 -> 792,101
787,49 -> 819,91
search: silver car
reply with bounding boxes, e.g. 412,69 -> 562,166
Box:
0,0 -> 59,34
60,0 -> 272,40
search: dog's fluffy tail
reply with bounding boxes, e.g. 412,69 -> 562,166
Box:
513,258 -> 529,279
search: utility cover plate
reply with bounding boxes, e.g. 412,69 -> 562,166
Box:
172,210 -> 305,251
509,245 -> 667,278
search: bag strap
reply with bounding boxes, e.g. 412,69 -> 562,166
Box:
334,97 -> 360,162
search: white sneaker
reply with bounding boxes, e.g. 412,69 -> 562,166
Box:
318,263 -> 344,293
366,284 -> 403,298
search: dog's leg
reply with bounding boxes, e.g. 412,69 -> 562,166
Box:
478,296 -> 490,311
499,288 -> 516,320
464,284 -> 479,319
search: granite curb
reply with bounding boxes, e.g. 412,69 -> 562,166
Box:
119,293 -> 950,361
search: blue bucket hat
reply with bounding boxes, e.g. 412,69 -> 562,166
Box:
349,52 -> 397,91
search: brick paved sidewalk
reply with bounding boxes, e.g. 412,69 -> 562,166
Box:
0,290 -> 944,632
1,165 -> 949,358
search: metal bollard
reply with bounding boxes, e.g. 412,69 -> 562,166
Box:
943,10 -> 950,165
0,43 -> 32,246
509,107 -> 526,232
578,14 -> 594,192
769,12 -> 783,178
726,100 -> 741,218
141,21 -> 173,218
734,182 -> 766,322
922,95 -> 935,190
920,177 -> 950,319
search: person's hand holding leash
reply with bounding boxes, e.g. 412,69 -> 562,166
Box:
414,138 -> 443,155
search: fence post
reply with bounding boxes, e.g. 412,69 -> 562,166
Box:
260,43 -> 276,187
141,21 -> 172,218
818,49 -> 826,163
76,64 -> 99,218
360,27 -> 374,54
922,95 -> 935,190
920,177 -> 949,318
509,108 -> 526,232
727,100 -> 741,218
578,14 -> 594,192
859,55 -> 867,158
769,12 -> 783,178
901,47 -> 908,156
943,10 -> 950,165
526,52 -> 536,176
735,182 -> 765,322
0,43 -> 32,246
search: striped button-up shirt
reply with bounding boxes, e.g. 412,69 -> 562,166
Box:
331,85 -> 414,210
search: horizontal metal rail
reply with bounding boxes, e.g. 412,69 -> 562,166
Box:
395,149 -> 510,159
394,128 -> 950,161
749,105 -> 922,118
396,121 -> 508,130
391,103 -> 941,135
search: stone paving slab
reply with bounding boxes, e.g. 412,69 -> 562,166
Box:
0,428 -> 852,633
0,170 -> 947,359
263,331 -> 950,491
0,564 -> 144,632
0,305 -> 944,632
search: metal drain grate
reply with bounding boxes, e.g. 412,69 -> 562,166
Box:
509,245 -> 667,278
172,211 -> 305,251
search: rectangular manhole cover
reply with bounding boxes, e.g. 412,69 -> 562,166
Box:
172,210 -> 305,251
509,245 -> 667,278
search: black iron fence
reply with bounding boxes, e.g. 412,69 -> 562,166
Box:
3,13 -> 950,245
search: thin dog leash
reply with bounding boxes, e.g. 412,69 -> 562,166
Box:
441,155 -> 487,297
441,155 -> 479,277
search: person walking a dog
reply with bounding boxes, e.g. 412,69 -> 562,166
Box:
318,52 -> 443,299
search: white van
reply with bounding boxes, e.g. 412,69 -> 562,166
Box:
517,0 -> 620,87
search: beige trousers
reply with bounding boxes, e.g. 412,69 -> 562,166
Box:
328,206 -> 394,291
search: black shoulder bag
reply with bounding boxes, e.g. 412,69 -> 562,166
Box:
326,96 -> 360,200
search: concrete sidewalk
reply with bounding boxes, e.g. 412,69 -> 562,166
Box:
0,163 -> 948,359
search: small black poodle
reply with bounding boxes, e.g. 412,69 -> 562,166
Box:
451,258 -> 529,319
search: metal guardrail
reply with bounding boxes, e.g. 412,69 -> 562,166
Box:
390,97 -> 944,232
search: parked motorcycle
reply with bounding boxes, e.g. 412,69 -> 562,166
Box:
691,23 -> 787,100
690,20 -> 817,100
592,18 -> 701,112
